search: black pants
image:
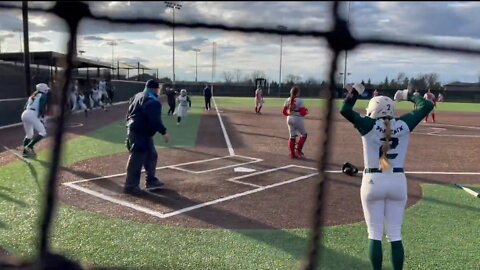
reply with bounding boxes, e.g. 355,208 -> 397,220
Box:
125,131 -> 158,189
107,90 -> 114,104
205,96 -> 212,110
168,102 -> 175,115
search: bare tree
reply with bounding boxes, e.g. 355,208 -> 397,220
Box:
285,74 -> 302,84
250,70 -> 266,83
305,77 -> 318,85
223,71 -> 234,83
234,69 -> 242,83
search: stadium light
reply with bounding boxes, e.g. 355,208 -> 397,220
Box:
278,25 -> 287,96
165,1 -> 182,87
106,40 -> 118,70
192,48 -> 200,82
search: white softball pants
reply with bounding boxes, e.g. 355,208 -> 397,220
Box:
360,172 -> 407,242
21,110 -> 47,138
287,115 -> 306,137
177,105 -> 188,117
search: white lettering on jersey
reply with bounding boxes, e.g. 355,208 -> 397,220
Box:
362,119 -> 411,169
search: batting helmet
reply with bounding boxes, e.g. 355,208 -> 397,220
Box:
342,162 -> 359,176
365,96 -> 395,119
36,83 -> 50,93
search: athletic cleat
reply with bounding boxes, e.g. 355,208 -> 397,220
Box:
146,178 -> 165,190
123,186 -> 144,196
296,152 -> 306,160
22,147 -> 36,157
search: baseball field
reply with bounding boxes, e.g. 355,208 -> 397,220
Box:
0,96 -> 479,269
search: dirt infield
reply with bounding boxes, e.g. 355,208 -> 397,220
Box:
2,103 -> 480,229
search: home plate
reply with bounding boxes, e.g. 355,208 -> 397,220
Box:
234,167 -> 256,173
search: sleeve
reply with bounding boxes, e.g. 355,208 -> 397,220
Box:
339,90 -> 376,136
398,95 -> 434,131
38,94 -> 48,117
282,98 -> 289,116
145,101 -> 167,135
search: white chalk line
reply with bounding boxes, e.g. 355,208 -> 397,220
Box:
0,100 -> 129,131
212,96 -> 235,156
63,164 -> 319,219
413,123 -> 480,138
64,182 -> 167,218
170,155 -> 262,174
63,155 -> 263,185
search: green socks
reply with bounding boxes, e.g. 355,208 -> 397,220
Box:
368,239 -> 383,270
23,137 -> 32,147
368,239 -> 405,270
391,241 -> 404,270
26,134 -> 43,148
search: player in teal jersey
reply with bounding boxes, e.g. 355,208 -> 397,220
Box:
21,83 -> 50,157
340,84 -> 433,270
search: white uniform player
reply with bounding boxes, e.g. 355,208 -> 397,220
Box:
175,89 -> 191,125
98,79 -> 109,104
77,91 -> 89,117
340,85 -> 434,270
282,86 -> 309,159
21,83 -> 50,157
69,80 -> 79,111
423,89 -> 436,122
255,88 -> 264,114
92,84 -> 105,110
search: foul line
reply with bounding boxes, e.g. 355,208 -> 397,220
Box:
212,97 -> 235,156
0,100 -> 129,130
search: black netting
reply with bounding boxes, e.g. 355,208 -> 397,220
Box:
1,1 -> 480,269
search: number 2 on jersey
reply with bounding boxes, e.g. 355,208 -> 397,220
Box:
379,137 -> 398,159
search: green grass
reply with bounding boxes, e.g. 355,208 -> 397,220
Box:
1,98 -> 479,269
213,96 -> 480,113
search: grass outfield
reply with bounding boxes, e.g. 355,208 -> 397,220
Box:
212,96 -> 480,113
0,99 -> 479,269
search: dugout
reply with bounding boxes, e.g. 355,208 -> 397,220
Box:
0,51 -> 112,96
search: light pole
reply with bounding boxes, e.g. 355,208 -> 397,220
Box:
278,25 -> 287,96
106,40 -> 118,70
165,1 -> 182,87
342,1 -> 351,89
192,48 -> 200,83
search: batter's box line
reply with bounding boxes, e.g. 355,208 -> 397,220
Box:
169,154 -> 263,174
64,168 -> 319,219
63,154 -> 263,185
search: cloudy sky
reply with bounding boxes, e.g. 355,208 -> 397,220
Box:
1,1 -> 480,84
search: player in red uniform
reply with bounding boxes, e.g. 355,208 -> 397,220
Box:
423,89 -> 436,122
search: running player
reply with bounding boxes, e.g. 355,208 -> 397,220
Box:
340,85 -> 433,270
282,86 -> 308,159
423,89 -> 436,122
255,87 -> 264,114
175,89 -> 192,125
21,83 -> 50,157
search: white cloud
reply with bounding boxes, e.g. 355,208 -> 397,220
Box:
1,2 -> 480,83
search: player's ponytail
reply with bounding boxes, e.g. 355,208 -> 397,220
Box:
289,86 -> 299,112
379,118 -> 392,170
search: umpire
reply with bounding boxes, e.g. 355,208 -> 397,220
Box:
124,79 -> 170,195
203,84 -> 212,111
165,87 -> 177,115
